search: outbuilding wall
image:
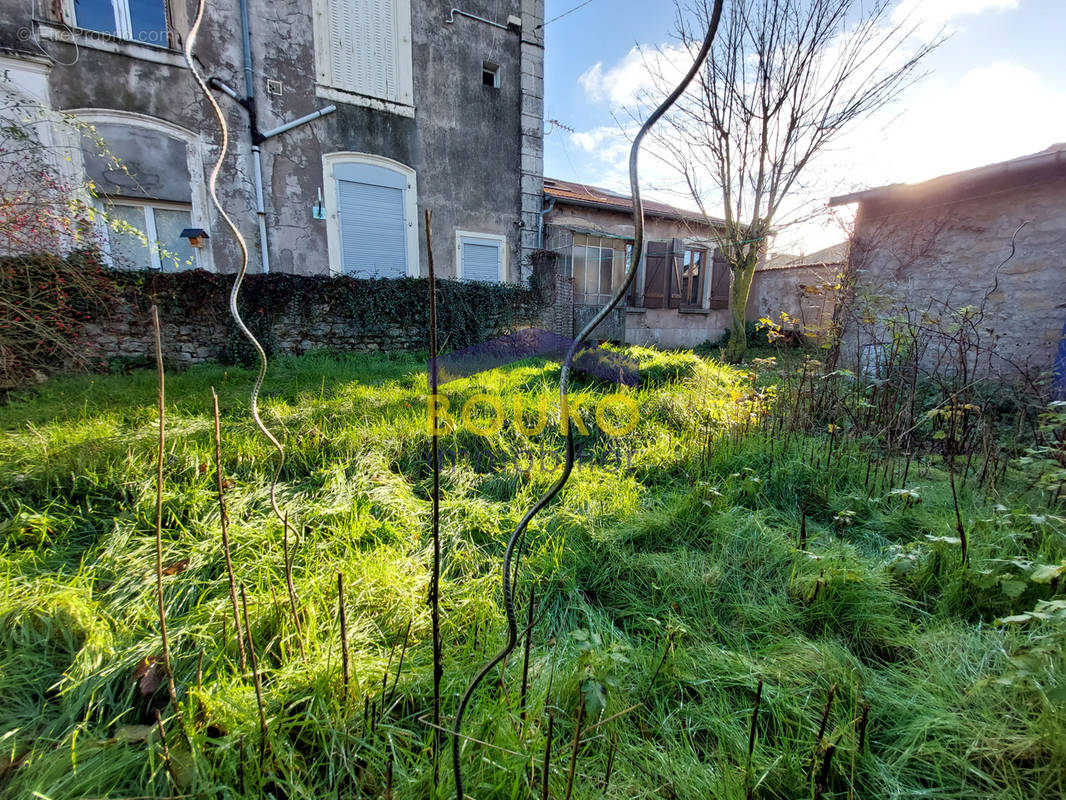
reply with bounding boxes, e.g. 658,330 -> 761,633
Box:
843,173 -> 1066,380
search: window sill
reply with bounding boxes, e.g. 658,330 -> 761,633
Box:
678,307 -> 710,315
315,85 -> 415,118
35,21 -> 186,67
625,307 -> 646,314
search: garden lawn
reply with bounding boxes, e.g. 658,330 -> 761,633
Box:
0,348 -> 1062,799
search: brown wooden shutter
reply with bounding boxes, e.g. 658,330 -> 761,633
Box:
666,238 -> 684,309
643,241 -> 669,308
709,247 -> 730,309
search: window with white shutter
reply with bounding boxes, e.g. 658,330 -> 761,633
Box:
323,153 -> 418,277
315,0 -> 413,110
455,231 -> 507,283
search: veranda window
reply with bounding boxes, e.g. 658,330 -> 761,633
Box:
571,234 -> 627,306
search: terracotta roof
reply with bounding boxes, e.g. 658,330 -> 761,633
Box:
544,177 -> 724,226
829,143 -> 1066,207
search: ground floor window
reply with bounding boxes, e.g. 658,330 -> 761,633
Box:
455,231 -> 506,282
571,233 -> 627,306
325,154 -> 417,278
680,247 -> 706,307
103,201 -> 198,271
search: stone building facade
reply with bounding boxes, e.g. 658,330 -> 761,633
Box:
0,0 -> 544,282
542,178 -> 731,348
830,145 -> 1066,388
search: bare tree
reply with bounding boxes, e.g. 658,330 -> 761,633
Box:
656,0 -> 939,361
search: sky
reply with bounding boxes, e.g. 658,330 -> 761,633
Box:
541,0 -> 1066,255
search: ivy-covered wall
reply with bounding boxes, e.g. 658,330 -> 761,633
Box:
80,270 -> 556,370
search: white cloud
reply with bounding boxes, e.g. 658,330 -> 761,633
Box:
892,0 -> 1019,40
577,45 -> 692,107
555,57 -> 1066,255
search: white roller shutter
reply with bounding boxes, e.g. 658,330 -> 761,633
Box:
335,162 -> 408,277
461,242 -> 502,283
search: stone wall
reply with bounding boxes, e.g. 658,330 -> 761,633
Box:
843,173 -> 1066,380
748,264 -> 840,337
79,271 -> 554,369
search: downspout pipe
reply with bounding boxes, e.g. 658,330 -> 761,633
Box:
238,0 -> 269,274
260,106 -> 338,140
537,194 -> 555,249
210,2 -> 335,276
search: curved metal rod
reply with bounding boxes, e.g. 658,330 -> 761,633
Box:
184,5 -> 295,548
451,3 -> 725,796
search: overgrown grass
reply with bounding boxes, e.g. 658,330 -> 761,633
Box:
0,347 -> 1063,799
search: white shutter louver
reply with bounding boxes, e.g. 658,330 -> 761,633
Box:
326,0 -> 400,102
461,241 -> 502,283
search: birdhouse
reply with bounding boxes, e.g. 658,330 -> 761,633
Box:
179,228 -> 210,248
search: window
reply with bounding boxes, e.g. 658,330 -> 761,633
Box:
680,248 -> 706,307
455,231 -> 506,282
323,153 -> 418,277
71,111 -> 213,271
482,60 -> 500,88
314,0 -> 414,110
570,234 -> 627,306
103,201 -> 198,271
72,0 -> 169,47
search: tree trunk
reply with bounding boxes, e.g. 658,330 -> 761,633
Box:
724,251 -> 758,362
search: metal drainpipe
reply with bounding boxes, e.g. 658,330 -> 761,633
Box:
537,195 -> 555,249
238,0 -> 271,274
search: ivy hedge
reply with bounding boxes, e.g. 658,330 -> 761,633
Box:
2,256 -> 552,386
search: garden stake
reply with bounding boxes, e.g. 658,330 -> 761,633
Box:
152,305 -> 183,729
212,386 -> 246,672
450,6 -> 725,795
643,630 -> 674,704
813,736 -> 838,800
519,583 -> 536,722
282,512 -> 306,659
386,619 -> 412,707
425,207 -> 443,791
849,701 -> 871,800
564,700 -> 586,800
602,734 -> 616,796
541,711 -> 554,800
745,679 -> 764,800
154,709 -> 178,789
240,583 -> 268,763
809,683 -> 837,776
856,702 -> 870,753
338,572 -> 350,701
948,456 -> 969,566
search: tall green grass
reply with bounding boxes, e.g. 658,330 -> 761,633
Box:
0,347 -> 1062,798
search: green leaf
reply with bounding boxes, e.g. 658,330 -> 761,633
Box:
1030,563 -> 1066,584
581,679 -> 607,717
997,613 -> 1033,624
1044,685 -> 1066,705
1000,579 -> 1027,599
